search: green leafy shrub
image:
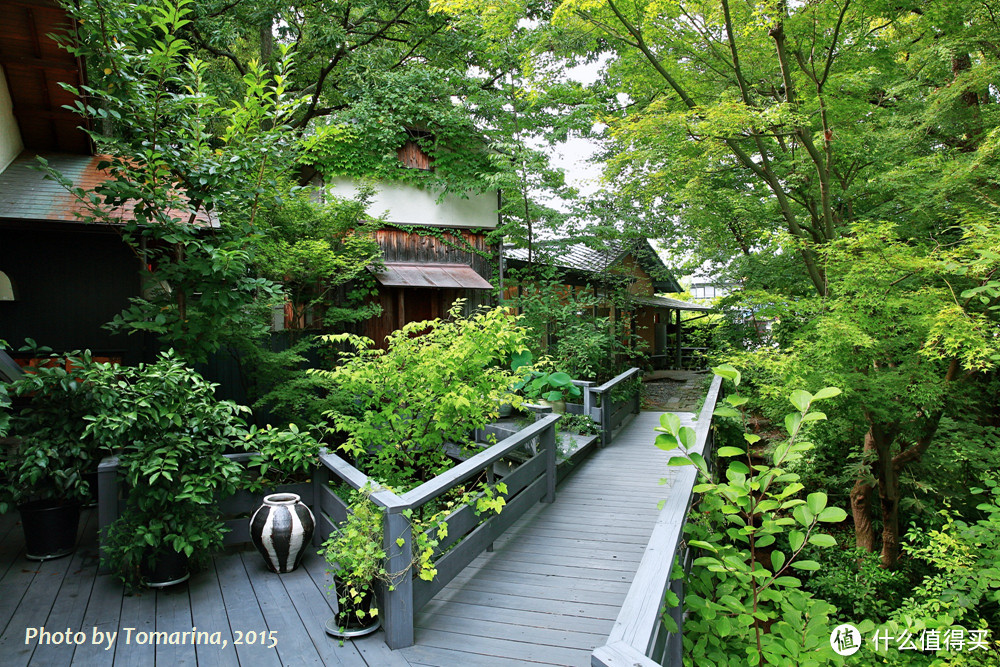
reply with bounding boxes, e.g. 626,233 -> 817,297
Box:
660,365 -> 858,665
0,347 -> 112,514
802,543 -> 913,624
321,487 -> 388,633
244,423 -> 323,490
316,303 -> 527,490
85,351 -> 249,586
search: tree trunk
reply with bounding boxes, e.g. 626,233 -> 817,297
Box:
879,457 -> 901,569
850,427 -> 877,552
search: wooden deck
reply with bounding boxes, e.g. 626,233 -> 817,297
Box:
0,410 -> 693,666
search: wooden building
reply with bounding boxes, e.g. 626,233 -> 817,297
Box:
0,2 -> 211,366
0,1 -> 137,363
307,147 -> 500,347
504,239 -> 711,368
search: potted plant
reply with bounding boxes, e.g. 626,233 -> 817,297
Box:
0,349 -> 110,560
511,351 -> 582,414
85,351 -> 249,587
321,488 -> 387,638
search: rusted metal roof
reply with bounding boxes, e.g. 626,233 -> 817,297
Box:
372,263 -> 493,290
0,152 -> 217,227
632,295 -> 712,312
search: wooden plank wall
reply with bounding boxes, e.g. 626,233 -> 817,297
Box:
365,228 -> 497,346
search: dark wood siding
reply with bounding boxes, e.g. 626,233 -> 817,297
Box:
0,226 -> 143,362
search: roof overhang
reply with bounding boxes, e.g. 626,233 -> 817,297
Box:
632,295 -> 713,312
372,263 -> 493,290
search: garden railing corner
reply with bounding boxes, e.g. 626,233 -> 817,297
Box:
96,413 -> 562,651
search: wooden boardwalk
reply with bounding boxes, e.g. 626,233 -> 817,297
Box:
399,410 -> 692,666
0,409 -> 692,666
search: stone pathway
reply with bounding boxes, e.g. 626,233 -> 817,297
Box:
642,370 -> 709,412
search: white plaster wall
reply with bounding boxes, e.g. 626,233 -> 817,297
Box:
0,66 -> 23,174
327,177 -> 498,229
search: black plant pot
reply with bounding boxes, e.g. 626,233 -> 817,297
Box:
18,500 -> 80,561
325,578 -> 380,638
141,549 -> 190,588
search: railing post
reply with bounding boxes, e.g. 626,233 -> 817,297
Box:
97,455 -> 119,574
600,389 -> 611,447
382,505 -> 414,649
540,418 -> 557,504
312,462 -> 329,547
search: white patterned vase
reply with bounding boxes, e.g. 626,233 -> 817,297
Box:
249,493 -> 315,573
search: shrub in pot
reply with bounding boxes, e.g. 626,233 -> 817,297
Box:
85,351 -> 249,587
321,488 -> 387,638
0,349 -> 111,560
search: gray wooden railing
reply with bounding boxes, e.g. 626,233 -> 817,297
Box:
591,373 -> 723,667
588,367 -> 642,446
315,413 -> 561,649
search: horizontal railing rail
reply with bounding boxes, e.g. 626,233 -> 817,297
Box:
317,413 -> 561,649
591,373 -> 723,667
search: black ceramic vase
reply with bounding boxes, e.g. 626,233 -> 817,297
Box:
249,492 -> 315,573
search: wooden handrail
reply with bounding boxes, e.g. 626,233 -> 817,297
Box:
317,413 -> 561,650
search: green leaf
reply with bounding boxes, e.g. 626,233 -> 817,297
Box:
678,427 -> 697,449
712,364 -> 741,386
793,505 -> 814,527
717,446 -> 745,457
771,551 -> 786,572
659,412 -> 681,435
654,433 -> 679,451
791,560 -> 821,571
817,507 -> 848,523
713,406 -> 741,419
789,530 -> 805,552
812,387 -> 841,401
688,540 -> 719,553
743,433 -> 761,445
784,412 -> 802,436
789,390 -> 812,412
668,456 -> 692,467
808,534 -> 837,548
806,492 -> 827,515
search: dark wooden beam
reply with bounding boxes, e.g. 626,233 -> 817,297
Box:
0,55 -> 79,72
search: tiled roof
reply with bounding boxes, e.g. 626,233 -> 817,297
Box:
0,152 -> 217,227
504,238 -> 682,292
504,238 -> 627,273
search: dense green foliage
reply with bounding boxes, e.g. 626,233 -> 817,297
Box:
662,366 -> 850,665
85,352 -> 250,586
316,304 -> 527,490
0,348 -> 112,513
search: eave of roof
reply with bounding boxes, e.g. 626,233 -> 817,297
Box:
632,295 -> 713,312
0,152 -> 217,227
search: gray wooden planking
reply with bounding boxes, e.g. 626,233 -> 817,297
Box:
0,508 -> 392,667
154,585 -> 197,666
